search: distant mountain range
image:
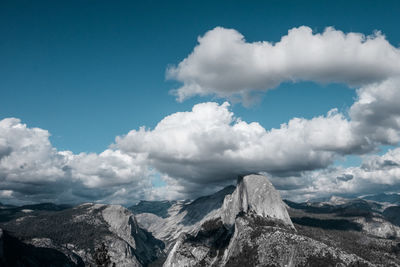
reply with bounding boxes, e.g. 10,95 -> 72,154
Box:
1,175 -> 400,266
362,193 -> 400,205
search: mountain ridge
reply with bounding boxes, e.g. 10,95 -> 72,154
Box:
1,174 -> 400,266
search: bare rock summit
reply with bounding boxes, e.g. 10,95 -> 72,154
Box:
221,174 -> 294,228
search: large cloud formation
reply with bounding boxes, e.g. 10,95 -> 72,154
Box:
0,118 -> 154,205
115,76 -> 400,197
2,26 -> 400,204
275,147 -> 400,202
167,26 -> 400,104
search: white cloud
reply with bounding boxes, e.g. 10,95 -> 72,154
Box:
3,26 -> 400,203
0,190 -> 13,198
350,77 -> 400,146
2,76 -> 400,202
114,102 -> 362,196
115,74 -> 400,198
0,118 -> 153,205
278,147 -> 400,201
2,77 -> 400,203
168,26 -> 400,104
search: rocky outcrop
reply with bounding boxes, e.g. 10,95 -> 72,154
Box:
134,174 -> 296,257
0,203 -> 164,266
3,175 -> 400,266
355,216 -> 400,239
164,175 -> 378,267
133,186 -> 235,250
101,205 -> 165,266
164,174 -> 305,266
221,174 -> 294,228
221,214 -> 371,267
164,212 -> 373,267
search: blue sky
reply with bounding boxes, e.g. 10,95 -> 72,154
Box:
1,0 -> 400,204
1,0 -> 398,153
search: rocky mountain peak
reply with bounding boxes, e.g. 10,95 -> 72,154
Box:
221,174 -> 294,228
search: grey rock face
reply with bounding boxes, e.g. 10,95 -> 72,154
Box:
133,186 -> 235,250
286,195 -> 400,240
222,215 -> 371,267
164,212 -> 373,267
2,174 -> 400,266
221,174 -> 294,228
0,203 -> 164,266
134,174 -> 296,258
164,174 -> 302,266
99,204 -> 165,266
164,175 -> 394,266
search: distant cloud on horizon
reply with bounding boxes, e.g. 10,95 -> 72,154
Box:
1,26 -> 400,204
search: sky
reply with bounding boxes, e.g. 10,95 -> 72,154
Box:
1,0 -> 400,205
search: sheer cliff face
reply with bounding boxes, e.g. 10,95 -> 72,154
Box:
164,174 -> 301,267
133,174 -> 294,252
221,174 -> 294,228
163,175 -> 377,267
3,174 -> 400,266
133,185 -> 236,250
100,205 -> 165,266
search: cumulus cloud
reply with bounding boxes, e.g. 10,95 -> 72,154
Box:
0,139 -> 12,160
350,77 -> 400,146
278,147 -> 400,201
2,76 -> 400,203
167,26 -> 400,104
116,102 -> 346,186
115,74 -> 400,198
3,25 -> 400,203
2,75 -> 400,202
0,118 -> 153,205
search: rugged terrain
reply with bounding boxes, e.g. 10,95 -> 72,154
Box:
162,175 -> 384,266
0,175 -> 400,266
131,185 -> 235,251
0,203 -> 164,266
